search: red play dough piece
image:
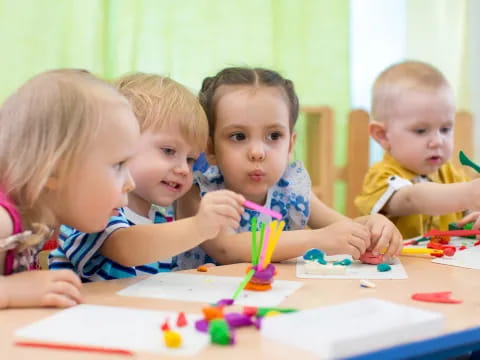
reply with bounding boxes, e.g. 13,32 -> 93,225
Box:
176,312 -> 187,327
161,318 -> 170,331
443,247 -> 456,257
411,291 -> 462,304
359,251 -> 383,265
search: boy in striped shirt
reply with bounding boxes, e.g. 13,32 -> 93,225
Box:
49,73 -> 244,282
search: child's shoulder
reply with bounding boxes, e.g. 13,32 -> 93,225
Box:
437,161 -> 470,183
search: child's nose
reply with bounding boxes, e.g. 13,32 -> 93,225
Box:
248,143 -> 265,161
428,132 -> 443,147
173,160 -> 189,176
122,169 -> 136,193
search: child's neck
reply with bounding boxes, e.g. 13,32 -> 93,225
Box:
127,193 -> 151,218
245,193 -> 268,206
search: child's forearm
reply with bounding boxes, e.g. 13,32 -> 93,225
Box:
385,181 -> 475,217
201,230 -> 318,265
101,217 -> 210,267
0,276 -> 9,308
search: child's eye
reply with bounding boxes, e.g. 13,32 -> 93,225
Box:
162,147 -> 176,156
413,129 -> 426,135
187,157 -> 197,166
229,132 -> 246,141
113,161 -> 126,171
267,131 -> 283,141
440,127 -> 452,134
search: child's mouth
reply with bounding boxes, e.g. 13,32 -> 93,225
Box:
248,170 -> 265,182
161,181 -> 182,192
427,156 -> 442,164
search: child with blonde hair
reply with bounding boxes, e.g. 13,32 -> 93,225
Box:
50,73 -> 244,281
0,69 -> 139,308
177,67 -> 402,264
355,60 -> 480,238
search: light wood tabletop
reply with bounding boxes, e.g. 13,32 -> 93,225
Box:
1,257 -> 480,359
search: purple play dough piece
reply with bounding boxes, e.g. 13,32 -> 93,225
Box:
253,316 -> 262,330
195,319 -> 209,333
251,263 -> 276,281
224,313 -> 253,328
217,298 -> 234,307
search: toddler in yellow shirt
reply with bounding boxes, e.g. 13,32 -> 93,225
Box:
355,61 -> 480,239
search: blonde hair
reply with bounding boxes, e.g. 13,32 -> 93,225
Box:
114,73 -> 208,153
372,60 -> 453,122
0,69 -> 129,231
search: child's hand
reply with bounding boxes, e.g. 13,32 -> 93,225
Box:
316,220 -> 371,259
456,211 -> 480,239
358,214 -> 403,257
194,190 -> 245,240
0,269 -> 82,309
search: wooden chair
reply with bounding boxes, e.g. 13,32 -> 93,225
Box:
302,107 -> 474,218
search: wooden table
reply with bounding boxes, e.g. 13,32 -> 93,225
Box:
2,257 -> 480,359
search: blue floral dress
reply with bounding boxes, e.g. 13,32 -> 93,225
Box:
194,160 -> 311,232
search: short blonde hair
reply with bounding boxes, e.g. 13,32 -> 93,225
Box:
372,60 -> 453,122
114,73 -> 208,153
0,69 -> 129,230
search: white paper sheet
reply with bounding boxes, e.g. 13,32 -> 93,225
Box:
118,273 -> 303,307
296,255 -> 408,279
261,298 -> 444,359
405,236 -> 480,270
432,243 -> 480,270
15,304 -> 209,356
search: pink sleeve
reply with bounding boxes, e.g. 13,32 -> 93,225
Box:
0,190 -> 22,275
0,190 -> 22,234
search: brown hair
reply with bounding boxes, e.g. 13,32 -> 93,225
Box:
0,69 -> 128,231
114,73 -> 208,153
199,67 -> 299,136
372,60 -> 453,122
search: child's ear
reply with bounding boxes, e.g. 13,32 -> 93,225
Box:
206,137 -> 217,165
369,121 -> 390,151
288,131 -> 297,162
45,176 -> 59,190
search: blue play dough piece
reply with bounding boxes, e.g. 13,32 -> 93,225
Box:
377,263 -> 392,272
303,248 -> 326,264
303,248 -> 323,260
333,258 -> 352,266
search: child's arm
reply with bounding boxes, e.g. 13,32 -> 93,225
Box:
307,191 -> 349,227
101,190 -> 245,267
384,178 -> 480,217
0,270 -> 82,309
309,192 -> 402,258
177,189 -> 372,264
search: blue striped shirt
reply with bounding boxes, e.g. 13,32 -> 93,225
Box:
48,206 -> 213,282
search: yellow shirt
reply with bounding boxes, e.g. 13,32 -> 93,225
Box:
355,153 -> 469,239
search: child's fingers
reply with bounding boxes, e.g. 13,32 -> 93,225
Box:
346,244 -> 362,260
456,212 -> 479,226
42,293 -> 78,308
471,217 -> 480,231
52,269 -> 82,288
351,225 -> 371,249
208,193 -> 244,214
348,235 -> 368,257
51,280 -> 83,304
213,205 -> 241,221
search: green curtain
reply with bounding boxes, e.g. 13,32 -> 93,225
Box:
0,0 -> 350,211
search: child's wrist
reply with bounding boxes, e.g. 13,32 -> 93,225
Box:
191,215 -> 210,240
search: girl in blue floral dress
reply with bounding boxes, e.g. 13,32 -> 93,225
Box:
177,67 -> 402,264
